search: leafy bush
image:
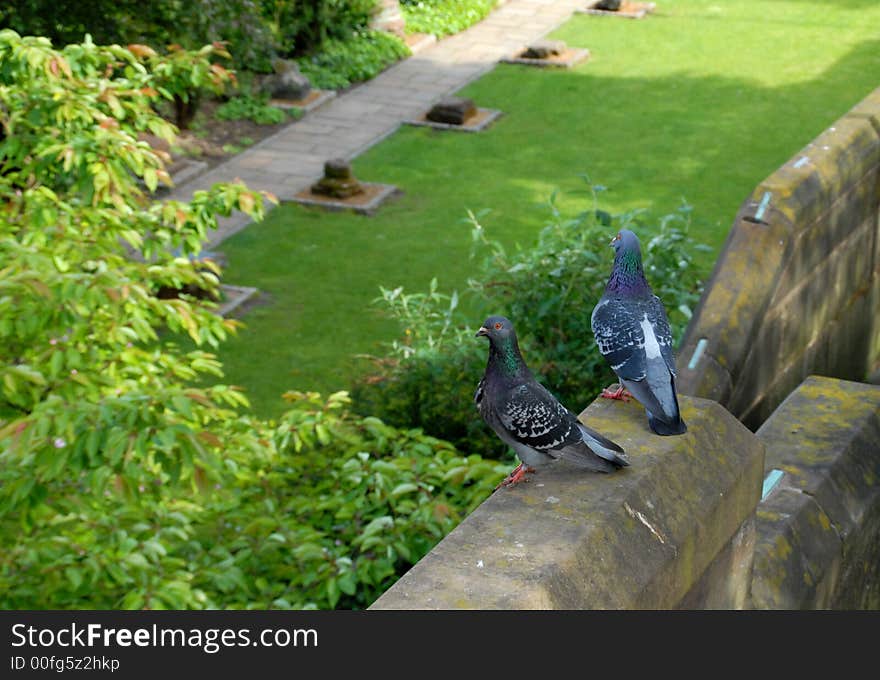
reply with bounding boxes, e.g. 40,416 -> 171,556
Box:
295,29 -> 410,90
0,0 -> 278,73
140,41 -> 237,129
0,30 -> 502,610
401,0 -> 498,37
175,0 -> 278,73
263,0 -> 379,56
0,391 -> 506,609
187,391 -> 507,609
351,280 -> 508,458
215,93 -> 299,124
354,183 -> 710,458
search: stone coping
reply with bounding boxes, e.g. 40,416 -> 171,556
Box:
371,393 -> 763,609
751,376 -> 880,608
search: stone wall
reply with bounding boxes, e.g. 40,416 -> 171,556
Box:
370,376 -> 880,610
371,394 -> 765,609
677,87 -> 880,430
750,376 -> 880,609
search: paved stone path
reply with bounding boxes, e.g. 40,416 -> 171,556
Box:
169,0 -> 591,247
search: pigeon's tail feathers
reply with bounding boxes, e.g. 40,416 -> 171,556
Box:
576,423 -> 629,468
642,376 -> 687,436
647,411 -> 688,436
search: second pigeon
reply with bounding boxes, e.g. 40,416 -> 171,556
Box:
475,315 -> 629,486
591,229 -> 688,436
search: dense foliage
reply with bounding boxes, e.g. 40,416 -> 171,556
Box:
0,0 -> 277,72
401,0 -> 498,37
262,0 -> 379,56
2,0 -> 492,95
0,31 -> 503,609
353,185 -> 709,458
295,29 -> 410,90
188,391 -> 506,609
215,93 -> 299,125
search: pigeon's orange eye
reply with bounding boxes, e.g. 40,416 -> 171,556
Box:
614,233 -> 622,241
494,322 -> 503,330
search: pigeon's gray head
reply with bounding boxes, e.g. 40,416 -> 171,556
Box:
475,315 -> 516,342
610,229 -> 642,256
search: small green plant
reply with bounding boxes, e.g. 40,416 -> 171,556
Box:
215,93 -> 296,125
401,0 -> 498,37
295,29 -> 410,90
131,41 -> 237,129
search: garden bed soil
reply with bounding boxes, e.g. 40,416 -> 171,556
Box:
165,99 -> 300,179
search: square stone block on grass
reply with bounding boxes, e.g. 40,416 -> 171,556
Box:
291,183 -> 400,216
404,108 -> 503,133
577,1 -> 657,19
270,89 -> 336,114
501,47 -> 591,69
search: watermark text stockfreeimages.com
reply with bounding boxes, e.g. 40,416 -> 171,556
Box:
11,622 -> 318,655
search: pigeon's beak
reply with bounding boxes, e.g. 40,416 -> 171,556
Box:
475,326 -> 489,338
608,236 -> 616,247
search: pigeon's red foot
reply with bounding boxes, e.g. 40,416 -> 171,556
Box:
497,463 -> 537,489
600,384 -> 632,402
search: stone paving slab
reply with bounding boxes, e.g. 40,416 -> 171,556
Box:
165,0 -> 591,247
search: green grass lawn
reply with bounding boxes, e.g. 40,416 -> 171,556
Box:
213,0 -> 880,418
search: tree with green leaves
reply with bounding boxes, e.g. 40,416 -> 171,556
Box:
0,29 -> 274,606
0,30 -> 504,609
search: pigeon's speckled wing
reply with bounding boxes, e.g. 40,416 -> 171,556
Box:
646,295 -> 676,376
592,296 -> 646,381
591,295 -> 676,380
497,382 -> 577,452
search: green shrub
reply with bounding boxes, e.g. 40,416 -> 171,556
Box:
174,0 -> 279,73
188,391 -> 508,609
0,0 -> 278,73
295,29 -> 410,90
138,41 -> 237,129
215,93 -> 299,124
263,0 -> 379,56
351,280 -> 508,459
354,183 -> 709,458
401,0 -> 498,37
0,390 -> 507,609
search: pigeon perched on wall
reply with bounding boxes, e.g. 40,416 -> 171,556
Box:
591,229 -> 688,436
475,315 -> 629,486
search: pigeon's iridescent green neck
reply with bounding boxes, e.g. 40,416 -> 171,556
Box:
606,247 -> 650,295
501,339 -> 521,375
490,336 -> 529,378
